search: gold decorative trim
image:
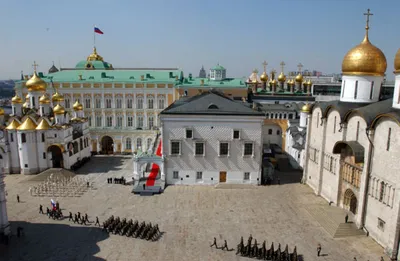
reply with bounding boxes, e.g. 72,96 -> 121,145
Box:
342,72 -> 384,77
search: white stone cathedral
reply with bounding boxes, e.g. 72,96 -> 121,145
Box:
0,66 -> 91,175
303,10 -> 400,260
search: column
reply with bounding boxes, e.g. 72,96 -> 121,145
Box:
144,112 -> 148,129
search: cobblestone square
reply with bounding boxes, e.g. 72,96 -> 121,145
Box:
2,157 -> 386,261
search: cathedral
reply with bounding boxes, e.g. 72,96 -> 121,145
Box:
303,10 -> 400,260
0,65 -> 91,174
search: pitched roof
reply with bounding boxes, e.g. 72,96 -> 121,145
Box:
161,91 -> 264,116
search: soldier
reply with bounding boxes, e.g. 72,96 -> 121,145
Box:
317,243 -> 322,256
69,212 -> 73,221
17,195 -> 20,203
81,216 -> 87,225
39,205 -> 43,214
46,207 -> 50,216
95,216 -> 100,226
74,214 -> 78,224
221,240 -> 229,251
77,212 -> 81,219
85,213 -> 89,222
210,237 -> 218,248
143,184 -> 146,190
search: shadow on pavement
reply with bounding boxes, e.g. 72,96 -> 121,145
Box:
0,221 -> 109,261
75,156 -> 128,175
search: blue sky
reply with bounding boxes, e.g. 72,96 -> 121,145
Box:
1,0 -> 399,79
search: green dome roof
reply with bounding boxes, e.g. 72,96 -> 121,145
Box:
211,64 -> 225,70
75,60 -> 113,70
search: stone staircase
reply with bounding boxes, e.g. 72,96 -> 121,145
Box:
334,223 -> 366,238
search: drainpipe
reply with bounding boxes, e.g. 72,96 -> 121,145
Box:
360,128 -> 374,228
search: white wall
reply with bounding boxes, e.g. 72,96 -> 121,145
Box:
392,74 -> 400,109
161,115 -> 263,185
340,75 -> 383,103
18,131 -> 39,174
8,131 -> 20,173
262,124 -> 282,147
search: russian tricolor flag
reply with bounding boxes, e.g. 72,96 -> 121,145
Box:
94,27 -> 104,34
51,199 -> 56,209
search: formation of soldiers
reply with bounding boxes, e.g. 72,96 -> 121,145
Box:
29,174 -> 92,197
102,216 -> 161,241
236,235 -> 298,261
107,177 -> 126,185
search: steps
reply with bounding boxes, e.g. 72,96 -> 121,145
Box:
306,206 -> 339,237
334,223 -> 365,238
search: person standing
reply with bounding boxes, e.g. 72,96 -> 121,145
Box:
317,244 -> 321,256
17,195 -> 20,203
69,212 -> 73,221
345,214 -> 349,223
95,217 -> 100,226
39,205 -> 43,214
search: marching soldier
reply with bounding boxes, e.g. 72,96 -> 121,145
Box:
39,205 -> 43,214
77,212 -> 81,220
85,213 -> 89,222
221,240 -> 228,251
74,214 -> 78,224
317,243 -> 322,256
95,216 -> 100,226
69,212 -> 73,221
210,237 -> 218,248
17,195 -> 20,203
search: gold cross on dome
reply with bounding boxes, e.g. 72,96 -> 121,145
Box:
280,61 -> 285,72
32,61 -> 39,72
364,9 -> 373,29
262,61 -> 268,72
297,63 -> 303,73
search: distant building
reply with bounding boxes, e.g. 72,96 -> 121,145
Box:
198,65 -> 206,78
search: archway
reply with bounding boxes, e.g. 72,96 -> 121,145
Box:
101,136 -> 114,154
48,145 -> 64,168
344,189 -> 357,214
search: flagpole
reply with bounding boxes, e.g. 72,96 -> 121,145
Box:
93,25 -> 96,48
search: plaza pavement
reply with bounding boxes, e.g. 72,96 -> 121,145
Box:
1,156 -> 387,261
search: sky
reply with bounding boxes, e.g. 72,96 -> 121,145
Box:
1,0 -> 399,80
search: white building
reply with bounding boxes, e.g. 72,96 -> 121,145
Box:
0,69 -> 91,174
303,11 -> 400,260
0,155 -> 10,239
160,90 -> 264,185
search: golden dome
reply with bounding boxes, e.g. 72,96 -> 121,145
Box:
269,79 -> 277,86
26,71 -> 47,92
260,72 -> 269,82
278,72 -> 286,82
87,47 -> 104,61
6,119 -> 21,130
39,94 -> 50,104
53,104 -> 65,115
295,73 -> 303,83
36,118 -> 51,130
52,91 -> 64,102
0,108 -> 4,116
73,100 -> 83,111
394,48 -> 400,73
17,117 -> 37,131
342,34 -> 387,76
23,101 -> 29,108
11,94 -> 23,104
301,103 -> 312,113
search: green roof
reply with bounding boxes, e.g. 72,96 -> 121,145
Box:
75,60 -> 112,70
177,77 -> 246,89
211,64 -> 225,70
15,68 -> 182,88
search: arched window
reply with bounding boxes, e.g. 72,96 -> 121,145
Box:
158,98 -> 165,109
126,138 -> 132,150
80,138 -> 83,150
21,133 -> 26,143
41,133 -> 45,142
148,116 -> 154,129
137,138 -> 142,150
137,98 -> 143,109
208,104 -> 219,109
147,138 -> 152,150
73,142 -> 79,154
379,181 -> 385,202
148,98 -> 154,109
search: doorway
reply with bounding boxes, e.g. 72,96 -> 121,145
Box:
48,145 -> 63,168
101,136 -> 114,154
219,171 -> 227,183
344,189 -> 357,214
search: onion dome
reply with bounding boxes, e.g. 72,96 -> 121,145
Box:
87,47 -> 104,61
394,48 -> 400,74
39,94 -> 50,104
278,72 -> 286,82
11,94 -> 23,104
342,12 -> 387,76
301,103 -> 312,113
36,118 -> 51,130
23,101 -> 29,108
0,107 -> 4,115
26,71 -> 47,92
52,91 -> 64,102
17,117 -> 37,131
53,104 -> 65,115
260,72 -> 269,82
48,64 -> 59,74
25,93 -> 29,99
269,79 -> 277,86
295,73 -> 303,83
287,79 -> 294,86
6,119 -> 21,130
307,78 -> 313,86
73,100 -> 83,111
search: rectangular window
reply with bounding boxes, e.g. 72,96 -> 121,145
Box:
170,141 -> 181,155
117,117 -> 123,127
65,99 -> 70,108
96,116 -> 102,127
195,142 -> 205,156
148,99 -> 154,109
354,81 -> 358,99
41,133 -> 45,142
244,142 -> 253,156
21,133 -> 26,143
173,171 -> 179,179
137,98 -> 143,109
333,116 -> 336,133
196,171 -> 203,180
106,116 -> 112,127
148,116 -> 154,129
370,81 -> 374,100
137,116 -> 143,128
10,133 -> 13,142
288,114 -> 293,119
105,98 -> 112,108
85,98 -> 91,109
186,129 -> 193,139
356,121 -> 360,141
268,129 -> 272,135
158,99 -> 165,109
219,142 -> 229,156
378,218 -> 385,231
43,152 -> 46,159
95,99 -> 101,108
244,172 -> 250,180
317,112 -> 319,127
233,130 -> 240,139
127,99 -> 133,109
116,99 -> 122,109
127,116 -> 133,127
387,128 -> 391,151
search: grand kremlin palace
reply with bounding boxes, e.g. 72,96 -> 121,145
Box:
12,48 -> 249,154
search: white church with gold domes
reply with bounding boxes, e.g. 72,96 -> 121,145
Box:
303,10 -> 400,260
0,64 -> 91,174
